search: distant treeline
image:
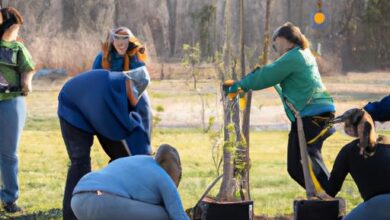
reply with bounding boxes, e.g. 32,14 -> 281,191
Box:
7,0 -> 390,74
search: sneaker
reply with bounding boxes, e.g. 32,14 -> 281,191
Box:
3,202 -> 22,213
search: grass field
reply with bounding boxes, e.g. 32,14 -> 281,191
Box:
1,72 -> 389,219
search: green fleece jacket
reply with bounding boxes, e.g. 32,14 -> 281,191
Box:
239,46 -> 334,122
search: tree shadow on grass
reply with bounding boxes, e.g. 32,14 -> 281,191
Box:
0,208 -> 61,220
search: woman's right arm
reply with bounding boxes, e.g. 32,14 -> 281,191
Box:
158,177 -> 189,220
239,54 -> 297,91
325,144 -> 351,197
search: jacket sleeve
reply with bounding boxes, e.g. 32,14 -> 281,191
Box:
239,54 -> 298,91
17,43 -> 35,73
129,55 -> 146,69
325,144 -> 351,197
364,95 -> 390,122
92,52 -> 103,69
158,177 -> 190,220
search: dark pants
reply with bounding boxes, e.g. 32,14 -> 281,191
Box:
287,112 -> 335,190
60,118 -> 130,220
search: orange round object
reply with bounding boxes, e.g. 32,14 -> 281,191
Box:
314,12 -> 326,24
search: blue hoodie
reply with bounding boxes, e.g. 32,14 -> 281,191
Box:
92,51 -> 152,134
58,70 -> 150,155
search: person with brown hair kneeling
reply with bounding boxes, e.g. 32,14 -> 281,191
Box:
71,144 -> 189,220
325,108 -> 390,220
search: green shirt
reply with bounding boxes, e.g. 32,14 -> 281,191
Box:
239,47 -> 334,121
0,40 -> 35,101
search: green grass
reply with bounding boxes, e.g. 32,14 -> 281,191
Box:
1,73 -> 389,218
2,126 -> 365,218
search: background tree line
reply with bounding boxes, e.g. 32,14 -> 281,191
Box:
7,0 -> 390,74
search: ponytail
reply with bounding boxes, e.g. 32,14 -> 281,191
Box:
298,33 -> 310,50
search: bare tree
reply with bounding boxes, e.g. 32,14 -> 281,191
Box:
261,0 -> 272,66
0,0 -> 9,8
298,0 -> 303,27
218,0 -> 254,202
287,0 -> 292,21
182,43 -> 201,89
217,0 -> 236,202
167,0 -> 177,56
237,0 -> 251,201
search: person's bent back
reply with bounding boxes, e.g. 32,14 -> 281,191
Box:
325,109 -> 390,220
71,144 -> 189,220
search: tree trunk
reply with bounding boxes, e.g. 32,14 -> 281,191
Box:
262,0 -> 272,66
218,99 -> 235,201
217,0 -> 236,202
0,0 -> 9,8
238,0 -> 251,201
298,0 -> 303,27
160,63 -> 165,80
167,0 -> 177,56
287,0 -> 292,21
191,66 -> 197,89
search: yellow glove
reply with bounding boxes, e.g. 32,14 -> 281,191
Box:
223,80 -> 245,100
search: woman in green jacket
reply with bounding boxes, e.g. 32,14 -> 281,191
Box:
224,22 -> 335,192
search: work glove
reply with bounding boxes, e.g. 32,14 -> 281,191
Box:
21,71 -> 34,96
222,80 -> 245,100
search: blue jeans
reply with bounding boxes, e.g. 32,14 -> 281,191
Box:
0,97 -> 26,204
71,192 -> 170,220
343,194 -> 390,220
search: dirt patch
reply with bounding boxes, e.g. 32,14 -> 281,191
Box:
254,215 -> 293,220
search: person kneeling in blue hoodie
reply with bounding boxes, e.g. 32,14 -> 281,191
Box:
71,144 -> 189,220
